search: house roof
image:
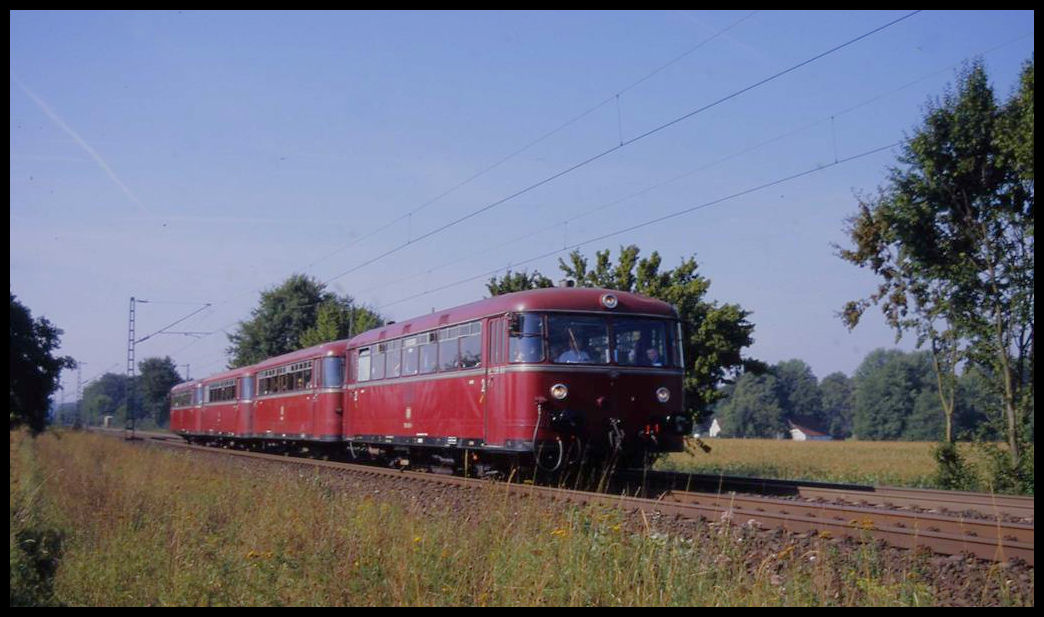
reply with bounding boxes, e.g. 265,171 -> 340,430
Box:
787,417 -> 829,437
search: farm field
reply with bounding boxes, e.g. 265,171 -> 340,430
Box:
11,430 -> 1033,606
657,439 -> 1005,490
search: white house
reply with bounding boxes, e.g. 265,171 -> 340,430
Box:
694,417 -> 722,438
788,419 -> 832,441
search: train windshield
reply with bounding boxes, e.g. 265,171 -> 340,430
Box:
548,314 -> 611,364
531,313 -> 679,367
612,317 -> 671,367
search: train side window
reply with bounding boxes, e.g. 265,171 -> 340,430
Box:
386,339 -> 402,378
509,313 -> 544,363
402,337 -> 419,376
240,376 -> 254,399
672,322 -> 684,368
438,328 -> 460,371
370,345 -> 385,381
322,357 -> 344,388
419,333 -> 438,374
459,322 -> 482,369
357,348 -> 371,382
490,318 -> 502,365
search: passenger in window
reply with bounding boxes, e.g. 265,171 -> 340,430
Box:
556,335 -> 592,363
643,347 -> 664,367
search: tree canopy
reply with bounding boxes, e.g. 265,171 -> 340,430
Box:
136,357 -> 183,427
838,58 -> 1033,479
227,274 -> 383,368
10,294 -> 76,434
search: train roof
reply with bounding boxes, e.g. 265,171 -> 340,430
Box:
348,287 -> 678,346
249,338 -> 349,371
197,365 -> 253,383
171,379 -> 200,392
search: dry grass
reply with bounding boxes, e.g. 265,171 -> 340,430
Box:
9,430 -> 1032,606
657,439 -> 991,488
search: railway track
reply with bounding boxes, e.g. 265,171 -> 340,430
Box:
109,429 -> 1034,566
620,470 -> 1036,521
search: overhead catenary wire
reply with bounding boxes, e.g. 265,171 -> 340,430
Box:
373,141 -> 901,311
350,21 -> 1034,306
321,10 -> 921,287
303,10 -> 761,272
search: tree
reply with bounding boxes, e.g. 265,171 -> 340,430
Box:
10,294 -> 76,434
299,298 -> 382,348
485,269 -> 554,296
137,357 -> 183,427
82,373 -> 130,426
715,373 -> 785,438
850,349 -> 941,441
819,372 -> 854,439
838,59 -> 1033,473
227,274 -> 383,368
770,359 -> 823,425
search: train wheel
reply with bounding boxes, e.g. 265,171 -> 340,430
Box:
536,438 -> 564,472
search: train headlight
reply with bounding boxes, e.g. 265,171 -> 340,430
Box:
550,383 -> 569,400
656,387 -> 671,403
600,293 -> 618,309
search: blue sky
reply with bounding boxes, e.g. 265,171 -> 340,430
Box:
9,10 -> 1034,397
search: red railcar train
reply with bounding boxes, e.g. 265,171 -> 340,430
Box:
171,287 -> 692,471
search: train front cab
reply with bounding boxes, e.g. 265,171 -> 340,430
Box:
484,303 -> 691,468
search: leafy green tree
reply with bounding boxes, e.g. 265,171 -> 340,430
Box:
851,349 -> 940,440
770,359 -> 823,424
485,269 -> 554,296
227,274 -> 384,367
137,357 -> 183,427
838,59 -> 1033,473
819,372 -> 854,439
299,298 -> 383,348
82,373 -> 130,426
10,294 -> 76,434
715,373 -> 785,438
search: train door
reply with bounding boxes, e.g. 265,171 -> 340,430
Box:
237,374 -> 254,437
483,316 -> 506,446
307,358 -> 319,436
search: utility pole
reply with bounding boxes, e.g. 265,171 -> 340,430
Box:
180,364 -> 190,380
126,297 -> 137,438
76,362 -> 86,429
126,297 -> 212,439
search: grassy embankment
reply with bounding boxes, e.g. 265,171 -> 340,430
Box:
10,430 -> 1031,606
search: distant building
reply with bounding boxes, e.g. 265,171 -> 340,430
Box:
787,417 -> 832,441
694,417 -> 722,438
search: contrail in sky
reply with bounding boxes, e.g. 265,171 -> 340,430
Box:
13,74 -> 153,215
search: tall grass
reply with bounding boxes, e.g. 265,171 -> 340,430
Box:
9,430 -> 1032,606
